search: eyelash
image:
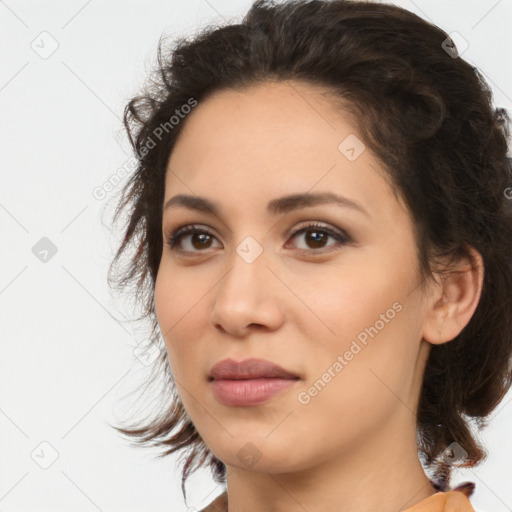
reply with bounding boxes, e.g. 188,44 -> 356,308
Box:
163,221 -> 351,255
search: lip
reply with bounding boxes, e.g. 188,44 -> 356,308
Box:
209,357 -> 300,380
208,358 -> 300,406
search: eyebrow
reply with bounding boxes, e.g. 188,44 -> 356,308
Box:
163,191 -> 370,218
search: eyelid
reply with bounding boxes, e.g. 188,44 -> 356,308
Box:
288,220 -> 349,239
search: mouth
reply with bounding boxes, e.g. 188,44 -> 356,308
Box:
208,357 -> 300,380
209,377 -> 300,406
208,358 -> 301,406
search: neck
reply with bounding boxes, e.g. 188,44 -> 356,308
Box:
224,410 -> 437,512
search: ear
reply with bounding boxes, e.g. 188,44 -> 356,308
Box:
422,247 -> 484,345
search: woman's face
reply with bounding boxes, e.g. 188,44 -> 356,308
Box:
154,80 -> 436,474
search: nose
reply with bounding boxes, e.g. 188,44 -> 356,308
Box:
210,242 -> 285,337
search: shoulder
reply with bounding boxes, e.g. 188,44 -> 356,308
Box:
405,484 -> 475,512
407,490 -> 475,511
198,491 -> 228,512
196,484 -> 475,511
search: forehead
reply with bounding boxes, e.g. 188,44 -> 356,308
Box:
170,80 -> 350,163
164,80 -> 406,222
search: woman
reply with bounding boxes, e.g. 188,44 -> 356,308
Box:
107,1 -> 512,510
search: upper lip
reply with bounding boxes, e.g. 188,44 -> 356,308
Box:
208,358 -> 300,380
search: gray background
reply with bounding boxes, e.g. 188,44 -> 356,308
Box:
1,0 -> 511,510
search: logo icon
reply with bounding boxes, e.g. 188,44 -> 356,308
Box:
31,31 -> 59,59
338,134 -> 366,161
236,236 -> 263,264
441,32 -> 469,59
441,441 -> 468,465
32,237 -> 58,263
30,441 -> 59,469
236,442 -> 262,468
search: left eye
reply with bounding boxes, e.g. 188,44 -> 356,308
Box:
164,222 -> 351,254
288,223 -> 350,252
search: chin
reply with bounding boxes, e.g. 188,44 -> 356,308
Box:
212,434 -> 306,473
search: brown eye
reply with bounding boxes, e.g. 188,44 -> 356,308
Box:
190,232 -> 213,250
288,222 -> 350,253
303,229 -> 329,249
165,225 -> 221,253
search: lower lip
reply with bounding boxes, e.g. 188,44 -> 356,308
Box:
210,378 -> 299,406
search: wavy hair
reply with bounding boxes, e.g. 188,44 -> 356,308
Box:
107,0 -> 512,498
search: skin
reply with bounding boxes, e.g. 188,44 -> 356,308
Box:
154,80 -> 484,512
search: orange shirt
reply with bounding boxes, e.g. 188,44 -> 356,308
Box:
198,482 -> 475,512
404,489 -> 474,511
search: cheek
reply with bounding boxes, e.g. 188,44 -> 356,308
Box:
295,259 -> 403,346
294,250 -> 421,391
153,266 -> 206,371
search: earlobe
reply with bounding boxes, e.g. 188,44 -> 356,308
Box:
422,247 -> 484,346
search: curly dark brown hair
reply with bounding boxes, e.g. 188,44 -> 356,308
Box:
106,0 -> 512,499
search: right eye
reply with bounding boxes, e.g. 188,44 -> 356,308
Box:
164,224 -> 222,253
